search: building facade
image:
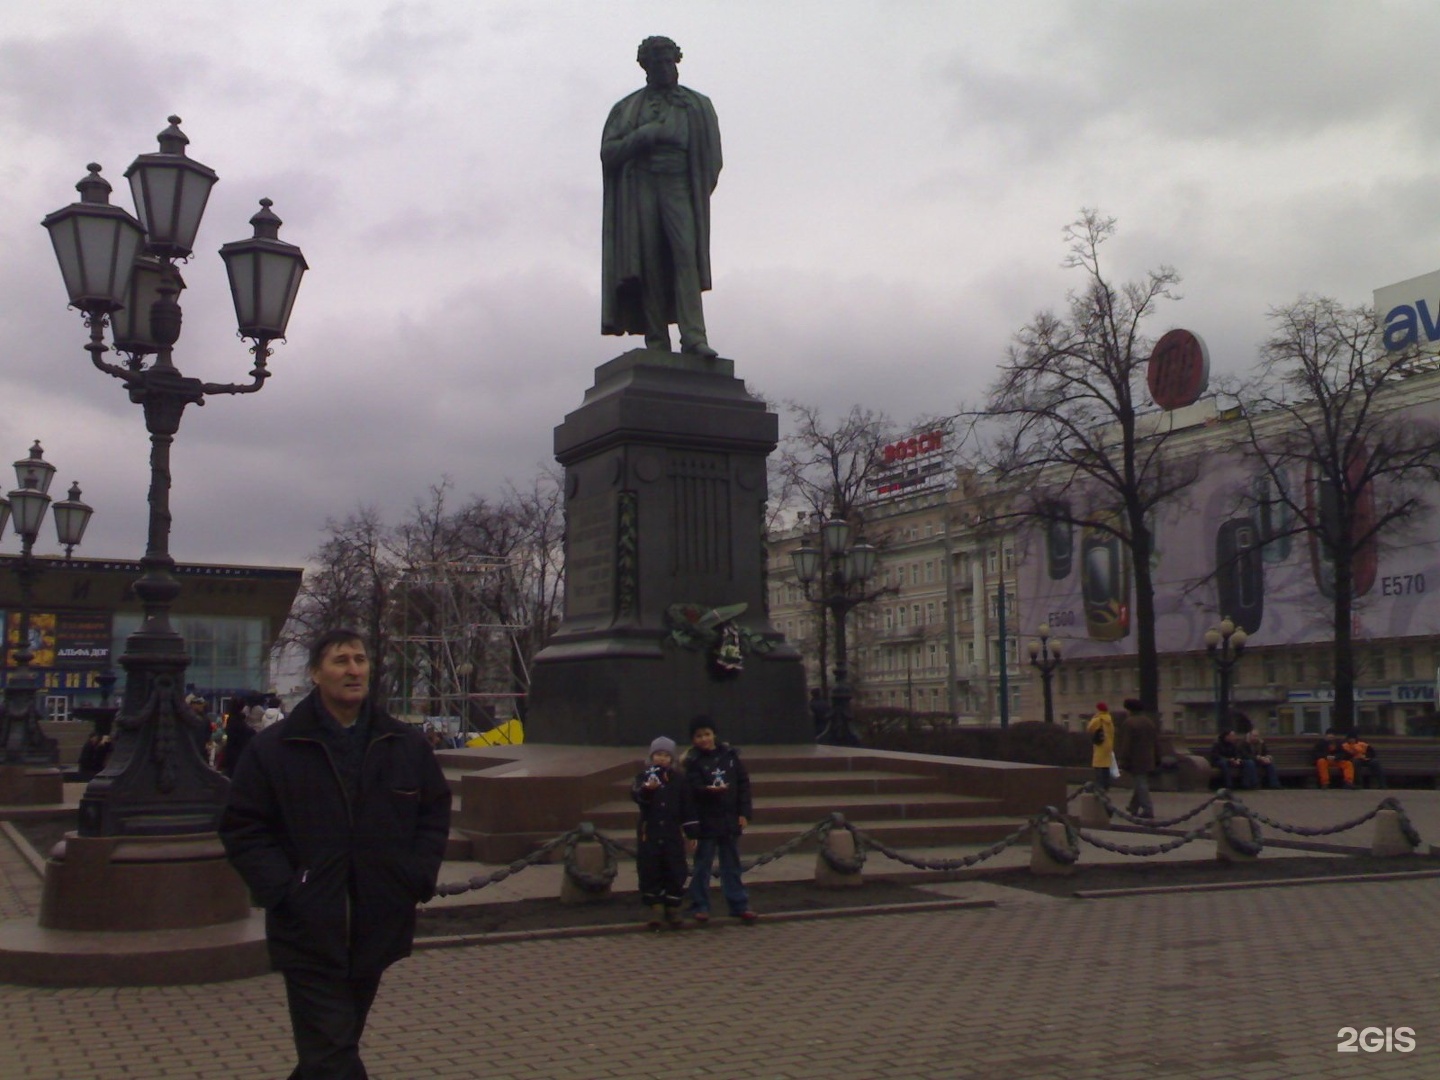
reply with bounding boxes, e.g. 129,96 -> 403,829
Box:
0,555 -> 301,720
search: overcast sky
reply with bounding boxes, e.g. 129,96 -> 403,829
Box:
1,0 -> 1436,572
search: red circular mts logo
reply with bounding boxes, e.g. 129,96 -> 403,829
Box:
1147,328 -> 1210,410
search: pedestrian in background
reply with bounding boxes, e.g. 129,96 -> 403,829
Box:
1118,697 -> 1157,818
1086,702 -> 1116,791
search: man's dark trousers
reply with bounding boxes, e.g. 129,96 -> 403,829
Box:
283,967 -> 383,1080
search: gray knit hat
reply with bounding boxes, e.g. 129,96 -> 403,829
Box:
649,736 -> 676,756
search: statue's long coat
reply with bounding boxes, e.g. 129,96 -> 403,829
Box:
600,85 -> 722,336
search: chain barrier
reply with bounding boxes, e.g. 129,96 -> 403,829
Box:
1083,782 -> 1223,829
432,827 -> 580,899
1214,800 -> 1265,857
428,791 -> 1425,899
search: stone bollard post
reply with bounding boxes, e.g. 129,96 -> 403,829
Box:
1212,808 -> 1259,863
1370,809 -> 1415,857
1029,822 -> 1076,876
1074,792 -> 1111,830
814,828 -> 864,887
559,842 -> 612,904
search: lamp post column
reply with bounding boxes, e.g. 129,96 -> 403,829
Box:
42,118 -> 306,836
1,443 -> 91,767
1206,617 -> 1247,733
1028,625 -> 1062,725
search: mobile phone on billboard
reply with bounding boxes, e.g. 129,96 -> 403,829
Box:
1081,523 -> 1129,641
1252,471 -> 1292,564
1215,517 -> 1263,634
1043,500 -> 1072,580
1306,450 -> 1377,600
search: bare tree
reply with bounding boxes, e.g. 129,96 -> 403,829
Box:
282,506 -> 399,697
979,210 -> 1196,712
772,403 -> 900,700
1235,296 -> 1440,729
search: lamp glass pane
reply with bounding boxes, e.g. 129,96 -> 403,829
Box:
8,489 -> 49,540
257,250 -> 302,332
82,218 -> 141,305
224,250 -> 257,326
15,458 -> 56,496
174,172 -> 214,251
52,501 -> 92,548
0,499 -> 10,539
821,518 -> 851,556
130,167 -> 174,238
47,219 -> 85,300
113,259 -> 167,353
791,547 -> 820,584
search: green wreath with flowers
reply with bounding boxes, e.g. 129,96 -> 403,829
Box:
664,602 -> 774,675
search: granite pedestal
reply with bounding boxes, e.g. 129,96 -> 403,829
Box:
527,349 -> 807,746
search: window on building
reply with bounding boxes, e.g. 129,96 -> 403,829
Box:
925,561 -> 936,584
898,607 -> 908,629
1368,649 -> 1386,681
926,601 -> 936,625
928,643 -> 938,670
1262,654 -> 1277,684
912,603 -> 921,626
884,608 -> 894,630
924,522 -> 934,538
962,596 -> 974,622
986,549 -> 998,574
1003,547 -> 1014,571
1292,658 -> 1306,685
1058,667 -> 1070,693
910,564 -> 920,586
1076,668 -> 1086,693
1400,647 -> 1415,680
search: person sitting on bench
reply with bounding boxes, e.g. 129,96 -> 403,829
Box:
1209,729 -> 1257,790
1342,732 -> 1386,789
1313,730 -> 1355,789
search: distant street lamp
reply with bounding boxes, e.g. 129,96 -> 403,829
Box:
1027,623 -> 1063,725
0,442 -> 94,765
792,517 -> 879,746
1205,616 -> 1248,733
43,116 -> 306,836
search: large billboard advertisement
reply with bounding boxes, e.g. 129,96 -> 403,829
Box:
3,610 -> 111,669
865,429 -> 954,503
1375,269 -> 1440,356
1019,399 -> 1440,660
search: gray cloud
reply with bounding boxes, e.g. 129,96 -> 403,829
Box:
1,0 -> 1436,574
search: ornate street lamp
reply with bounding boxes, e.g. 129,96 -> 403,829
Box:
1028,623 -> 1063,725
42,116 -> 306,836
1205,616 -> 1247,733
791,518 -> 880,746
0,442 -> 94,765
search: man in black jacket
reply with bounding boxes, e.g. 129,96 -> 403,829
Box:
220,629 -> 451,1079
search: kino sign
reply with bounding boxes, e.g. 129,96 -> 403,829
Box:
1375,268 -> 1440,354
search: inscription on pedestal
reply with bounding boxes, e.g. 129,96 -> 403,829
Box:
566,494 -> 617,619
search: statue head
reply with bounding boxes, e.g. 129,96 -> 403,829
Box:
637,36 -> 682,87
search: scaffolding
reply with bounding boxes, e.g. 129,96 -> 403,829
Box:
385,557 -> 530,736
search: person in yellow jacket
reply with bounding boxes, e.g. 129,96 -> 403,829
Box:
1086,702 -> 1116,790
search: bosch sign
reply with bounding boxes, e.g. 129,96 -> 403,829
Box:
881,431 -> 945,463
869,429 -> 953,501
1375,269 -> 1440,354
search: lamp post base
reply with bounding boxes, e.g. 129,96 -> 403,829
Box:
0,679 -> 59,767
77,642 -> 227,837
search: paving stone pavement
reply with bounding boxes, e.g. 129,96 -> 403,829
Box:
1,788 -> 1437,1078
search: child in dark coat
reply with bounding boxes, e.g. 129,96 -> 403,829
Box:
683,715 -> 756,923
631,736 -> 697,928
